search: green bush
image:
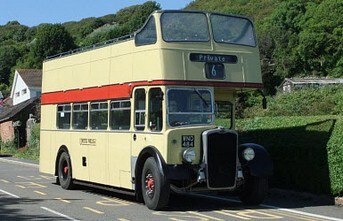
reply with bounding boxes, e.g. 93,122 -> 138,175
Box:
242,86 -> 343,118
25,123 -> 40,161
0,124 -> 40,161
0,139 -> 16,155
234,116 -> 343,196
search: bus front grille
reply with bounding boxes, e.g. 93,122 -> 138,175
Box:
203,129 -> 238,189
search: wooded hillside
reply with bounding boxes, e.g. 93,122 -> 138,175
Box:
0,0 -> 342,96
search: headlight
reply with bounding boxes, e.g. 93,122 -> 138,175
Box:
183,148 -> 196,163
243,147 -> 255,161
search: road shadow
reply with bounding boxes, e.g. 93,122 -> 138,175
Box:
0,197 -> 66,221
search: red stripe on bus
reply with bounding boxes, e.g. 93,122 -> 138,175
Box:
41,80 -> 262,105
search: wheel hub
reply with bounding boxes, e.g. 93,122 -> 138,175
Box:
64,166 -> 68,175
145,173 -> 155,197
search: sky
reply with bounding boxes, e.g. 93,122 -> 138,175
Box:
0,0 -> 193,27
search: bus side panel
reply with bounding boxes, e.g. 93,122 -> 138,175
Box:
68,132 -> 89,182
86,132 -> 108,185
108,132 -> 132,189
39,130 -> 53,174
133,47 -> 162,82
39,105 -> 55,174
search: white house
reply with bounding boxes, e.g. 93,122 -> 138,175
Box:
281,78 -> 343,93
0,69 -> 41,145
10,69 -> 42,106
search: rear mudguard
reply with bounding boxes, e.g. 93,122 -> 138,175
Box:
239,143 -> 273,177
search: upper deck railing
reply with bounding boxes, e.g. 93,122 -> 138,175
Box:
46,34 -> 134,60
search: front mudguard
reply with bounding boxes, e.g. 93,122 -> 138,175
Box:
239,143 -> 273,177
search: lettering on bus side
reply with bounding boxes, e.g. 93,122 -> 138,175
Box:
80,138 -> 97,146
182,135 -> 194,147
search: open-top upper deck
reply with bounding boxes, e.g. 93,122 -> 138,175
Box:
42,10 -> 262,104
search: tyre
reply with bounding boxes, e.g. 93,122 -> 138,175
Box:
58,152 -> 74,190
141,157 -> 170,210
239,175 -> 268,205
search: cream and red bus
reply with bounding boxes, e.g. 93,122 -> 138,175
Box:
40,10 -> 273,210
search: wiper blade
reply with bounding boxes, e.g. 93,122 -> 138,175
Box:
194,89 -> 209,108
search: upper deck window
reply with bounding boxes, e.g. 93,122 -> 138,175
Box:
211,14 -> 256,47
135,17 -> 157,46
161,12 -> 209,42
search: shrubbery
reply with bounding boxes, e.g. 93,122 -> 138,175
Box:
230,87 -> 343,196
242,86 -> 343,118
0,123 -> 40,161
26,123 -> 40,160
232,115 -> 343,196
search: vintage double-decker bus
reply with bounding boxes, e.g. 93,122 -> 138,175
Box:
40,10 -> 273,210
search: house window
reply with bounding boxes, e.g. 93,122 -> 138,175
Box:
22,89 -> 27,95
15,92 -> 20,97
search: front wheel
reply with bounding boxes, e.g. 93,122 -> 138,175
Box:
58,152 -> 74,190
239,176 -> 268,205
141,157 -> 170,210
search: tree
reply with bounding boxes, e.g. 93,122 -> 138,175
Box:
81,1 -> 161,46
0,45 -> 20,85
31,24 -> 76,68
297,0 -> 343,77
264,0 -> 313,78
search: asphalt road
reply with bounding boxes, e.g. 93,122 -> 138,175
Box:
0,157 -> 342,221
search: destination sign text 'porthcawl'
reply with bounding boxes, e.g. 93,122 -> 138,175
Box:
190,53 -> 237,63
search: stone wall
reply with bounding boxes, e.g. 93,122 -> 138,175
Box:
0,121 -> 14,143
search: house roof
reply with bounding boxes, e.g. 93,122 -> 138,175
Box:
0,97 -> 39,123
16,69 -> 42,88
282,78 -> 343,85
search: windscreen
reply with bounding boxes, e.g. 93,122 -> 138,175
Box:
167,88 -> 213,127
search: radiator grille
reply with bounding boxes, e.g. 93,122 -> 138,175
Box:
204,130 -> 237,189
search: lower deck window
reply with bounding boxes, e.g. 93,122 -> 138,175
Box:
110,100 -> 130,130
72,103 -> 88,130
57,104 -> 71,129
90,102 -> 108,130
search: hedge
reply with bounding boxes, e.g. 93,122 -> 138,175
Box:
225,115 -> 343,196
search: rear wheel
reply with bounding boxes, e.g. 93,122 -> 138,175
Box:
239,175 -> 268,205
141,157 -> 170,210
58,152 -> 74,190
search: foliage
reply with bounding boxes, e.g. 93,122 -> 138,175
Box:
297,0 -> 343,77
231,115 -> 343,196
25,123 -> 40,160
0,140 -> 16,156
242,86 -> 343,118
0,21 -> 30,44
31,24 -> 76,68
0,124 -> 40,161
0,0 -> 342,96
80,1 -> 160,46
0,45 -> 20,85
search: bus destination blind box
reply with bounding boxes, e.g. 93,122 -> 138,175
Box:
189,53 -> 237,63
